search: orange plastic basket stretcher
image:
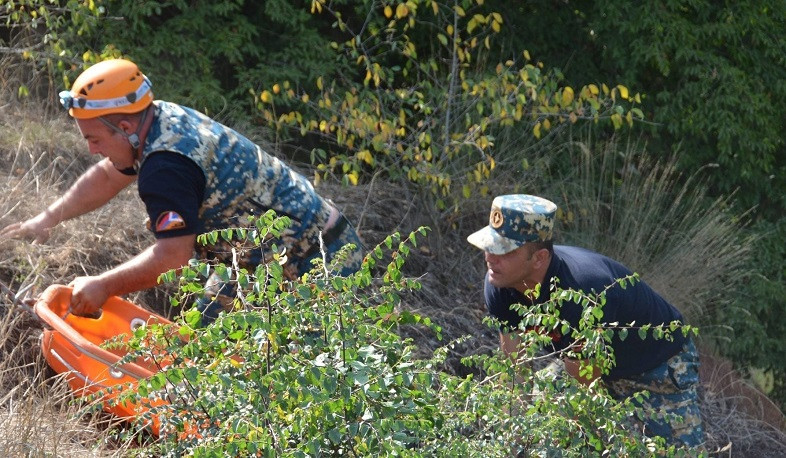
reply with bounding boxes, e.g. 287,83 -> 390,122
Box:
35,284 -> 170,435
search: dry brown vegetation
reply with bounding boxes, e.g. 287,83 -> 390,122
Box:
1,91 -> 785,456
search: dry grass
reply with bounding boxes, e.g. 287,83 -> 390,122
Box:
1,83 -> 784,455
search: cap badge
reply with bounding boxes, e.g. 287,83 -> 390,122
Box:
490,209 -> 504,228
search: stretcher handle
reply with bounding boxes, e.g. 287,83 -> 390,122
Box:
33,285 -> 156,380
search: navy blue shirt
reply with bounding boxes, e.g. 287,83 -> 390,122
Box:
485,245 -> 686,379
137,151 -> 206,239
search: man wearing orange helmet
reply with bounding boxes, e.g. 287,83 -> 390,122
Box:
1,59 -> 363,318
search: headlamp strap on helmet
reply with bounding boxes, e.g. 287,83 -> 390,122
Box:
98,105 -> 150,150
59,77 -> 152,112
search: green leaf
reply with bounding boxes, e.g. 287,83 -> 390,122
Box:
185,308 -> 202,328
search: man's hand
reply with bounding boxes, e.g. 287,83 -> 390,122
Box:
68,276 -> 110,317
0,214 -> 55,244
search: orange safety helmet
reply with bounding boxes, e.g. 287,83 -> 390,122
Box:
59,59 -> 153,119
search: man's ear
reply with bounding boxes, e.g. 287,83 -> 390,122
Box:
533,248 -> 550,267
117,119 -> 134,135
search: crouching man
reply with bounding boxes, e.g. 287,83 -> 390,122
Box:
467,194 -> 704,448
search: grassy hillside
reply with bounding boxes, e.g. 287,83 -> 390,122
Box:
1,96 -> 785,455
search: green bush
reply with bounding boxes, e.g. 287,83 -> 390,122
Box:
721,218 -> 786,408
493,0 -> 786,216
90,0 -> 340,117
258,0 -> 642,208
96,211 -> 700,456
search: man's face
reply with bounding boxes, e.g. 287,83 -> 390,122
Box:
484,244 -> 543,292
76,117 -> 134,170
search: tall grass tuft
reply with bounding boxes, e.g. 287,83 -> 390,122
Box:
550,138 -> 754,335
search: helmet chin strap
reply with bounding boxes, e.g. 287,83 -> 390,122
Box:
98,106 -> 150,175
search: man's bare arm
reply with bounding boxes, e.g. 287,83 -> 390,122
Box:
69,234 -> 196,316
1,158 -> 135,243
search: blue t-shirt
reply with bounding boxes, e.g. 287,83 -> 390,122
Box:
137,151 -> 205,239
485,245 -> 686,379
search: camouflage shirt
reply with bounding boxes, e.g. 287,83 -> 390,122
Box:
139,101 -> 333,262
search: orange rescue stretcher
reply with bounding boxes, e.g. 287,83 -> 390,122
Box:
34,284 -> 170,435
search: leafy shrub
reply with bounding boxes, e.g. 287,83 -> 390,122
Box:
720,218 -> 786,409
257,0 -> 643,208
97,211 -> 700,456
493,0 -> 786,217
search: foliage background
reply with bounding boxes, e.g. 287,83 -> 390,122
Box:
1,0 -> 785,455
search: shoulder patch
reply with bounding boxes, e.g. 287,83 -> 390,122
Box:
155,211 -> 186,232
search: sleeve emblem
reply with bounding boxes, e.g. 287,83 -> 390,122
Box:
155,211 -> 186,232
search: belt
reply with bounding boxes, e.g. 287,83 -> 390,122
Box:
300,214 -> 349,260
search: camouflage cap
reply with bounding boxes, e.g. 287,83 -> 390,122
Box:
467,194 -> 557,254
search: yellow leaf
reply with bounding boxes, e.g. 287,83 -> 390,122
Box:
260,90 -> 272,103
561,86 -> 575,106
569,112 -> 578,124
269,333 -> 279,352
467,18 -> 477,34
432,1 -> 439,15
543,118 -> 551,130
588,83 -> 599,96
384,5 -> 392,18
617,84 -> 629,100
484,36 -> 490,49
272,84 -> 280,94
454,5 -> 466,16
523,49 -> 531,61
626,111 -> 633,127
635,93 -> 641,103
301,93 -> 309,103
611,113 -> 622,129
602,83 -> 609,95
316,77 -> 323,91
492,20 -> 500,32
396,3 -> 409,18
462,184 -> 471,199
447,24 -> 453,35
358,150 -> 373,165
533,122 -> 541,139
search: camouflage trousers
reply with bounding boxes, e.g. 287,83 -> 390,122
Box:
605,339 -> 704,449
196,215 -> 364,325
291,214 -> 364,277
